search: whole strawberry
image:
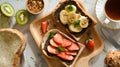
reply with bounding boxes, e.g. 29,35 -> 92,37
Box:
86,38 -> 95,51
85,31 -> 95,51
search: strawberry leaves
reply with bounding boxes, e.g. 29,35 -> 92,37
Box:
56,47 -> 66,52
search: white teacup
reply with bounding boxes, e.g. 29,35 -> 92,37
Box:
103,0 -> 120,24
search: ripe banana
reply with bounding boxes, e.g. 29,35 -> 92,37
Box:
65,5 -> 77,12
67,12 -> 76,23
60,10 -> 68,25
69,24 -> 82,32
76,14 -> 81,20
59,4 -> 89,33
79,16 -> 89,28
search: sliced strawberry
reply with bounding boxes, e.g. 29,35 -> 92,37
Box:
47,45 -> 57,54
41,21 -> 48,33
67,42 -> 79,51
66,51 -> 77,56
53,33 -> 63,45
50,39 -> 59,47
57,52 -> 74,61
62,38 -> 72,47
65,48 -> 68,52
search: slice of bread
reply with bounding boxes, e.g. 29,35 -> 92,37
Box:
0,28 -> 26,67
41,29 -> 85,67
53,0 -> 97,41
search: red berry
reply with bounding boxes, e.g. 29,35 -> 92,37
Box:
41,21 -> 48,33
86,39 -> 95,51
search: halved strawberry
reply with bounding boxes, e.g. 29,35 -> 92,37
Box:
53,33 -> 63,45
50,39 -> 59,47
57,52 -> 74,61
62,38 -> 72,47
47,45 -> 57,54
67,42 -> 79,51
66,51 -> 77,56
41,21 -> 48,33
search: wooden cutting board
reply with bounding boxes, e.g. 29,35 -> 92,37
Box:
30,0 -> 104,67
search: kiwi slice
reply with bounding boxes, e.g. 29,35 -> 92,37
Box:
15,9 -> 28,25
0,2 -> 14,17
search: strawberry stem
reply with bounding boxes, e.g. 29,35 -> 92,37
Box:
49,32 -> 55,38
87,31 -> 93,40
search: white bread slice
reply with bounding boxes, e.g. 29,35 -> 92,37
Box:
0,28 -> 26,67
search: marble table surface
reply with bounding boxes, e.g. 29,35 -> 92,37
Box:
0,0 -> 120,67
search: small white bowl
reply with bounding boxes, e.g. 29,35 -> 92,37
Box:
26,0 -> 44,14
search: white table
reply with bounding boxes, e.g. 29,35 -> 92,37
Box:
0,0 -> 120,67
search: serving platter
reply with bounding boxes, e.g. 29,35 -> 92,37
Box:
30,0 -> 104,67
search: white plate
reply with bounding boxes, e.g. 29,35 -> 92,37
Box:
95,0 -> 120,29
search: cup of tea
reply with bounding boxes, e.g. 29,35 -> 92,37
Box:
104,0 -> 120,24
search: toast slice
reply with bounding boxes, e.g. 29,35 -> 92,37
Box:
53,0 -> 97,41
41,29 -> 85,67
0,28 -> 26,67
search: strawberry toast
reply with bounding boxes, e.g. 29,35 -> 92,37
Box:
41,29 -> 85,67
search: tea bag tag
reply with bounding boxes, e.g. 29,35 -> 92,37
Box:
103,18 -> 110,24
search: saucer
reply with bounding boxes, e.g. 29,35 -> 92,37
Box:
95,0 -> 120,29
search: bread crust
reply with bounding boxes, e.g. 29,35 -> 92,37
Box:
0,28 -> 26,67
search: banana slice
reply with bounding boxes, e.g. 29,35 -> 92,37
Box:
65,5 -> 77,12
79,16 -> 89,28
67,12 -> 76,23
60,10 -> 68,25
69,24 -> 82,33
76,14 -> 81,20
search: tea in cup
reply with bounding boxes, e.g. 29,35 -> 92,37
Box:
104,0 -> 120,24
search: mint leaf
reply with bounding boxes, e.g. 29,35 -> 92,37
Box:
74,20 -> 80,27
49,32 -> 55,38
68,5 -> 73,12
56,47 -> 65,52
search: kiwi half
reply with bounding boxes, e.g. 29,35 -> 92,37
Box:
15,9 -> 28,25
0,2 -> 14,17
